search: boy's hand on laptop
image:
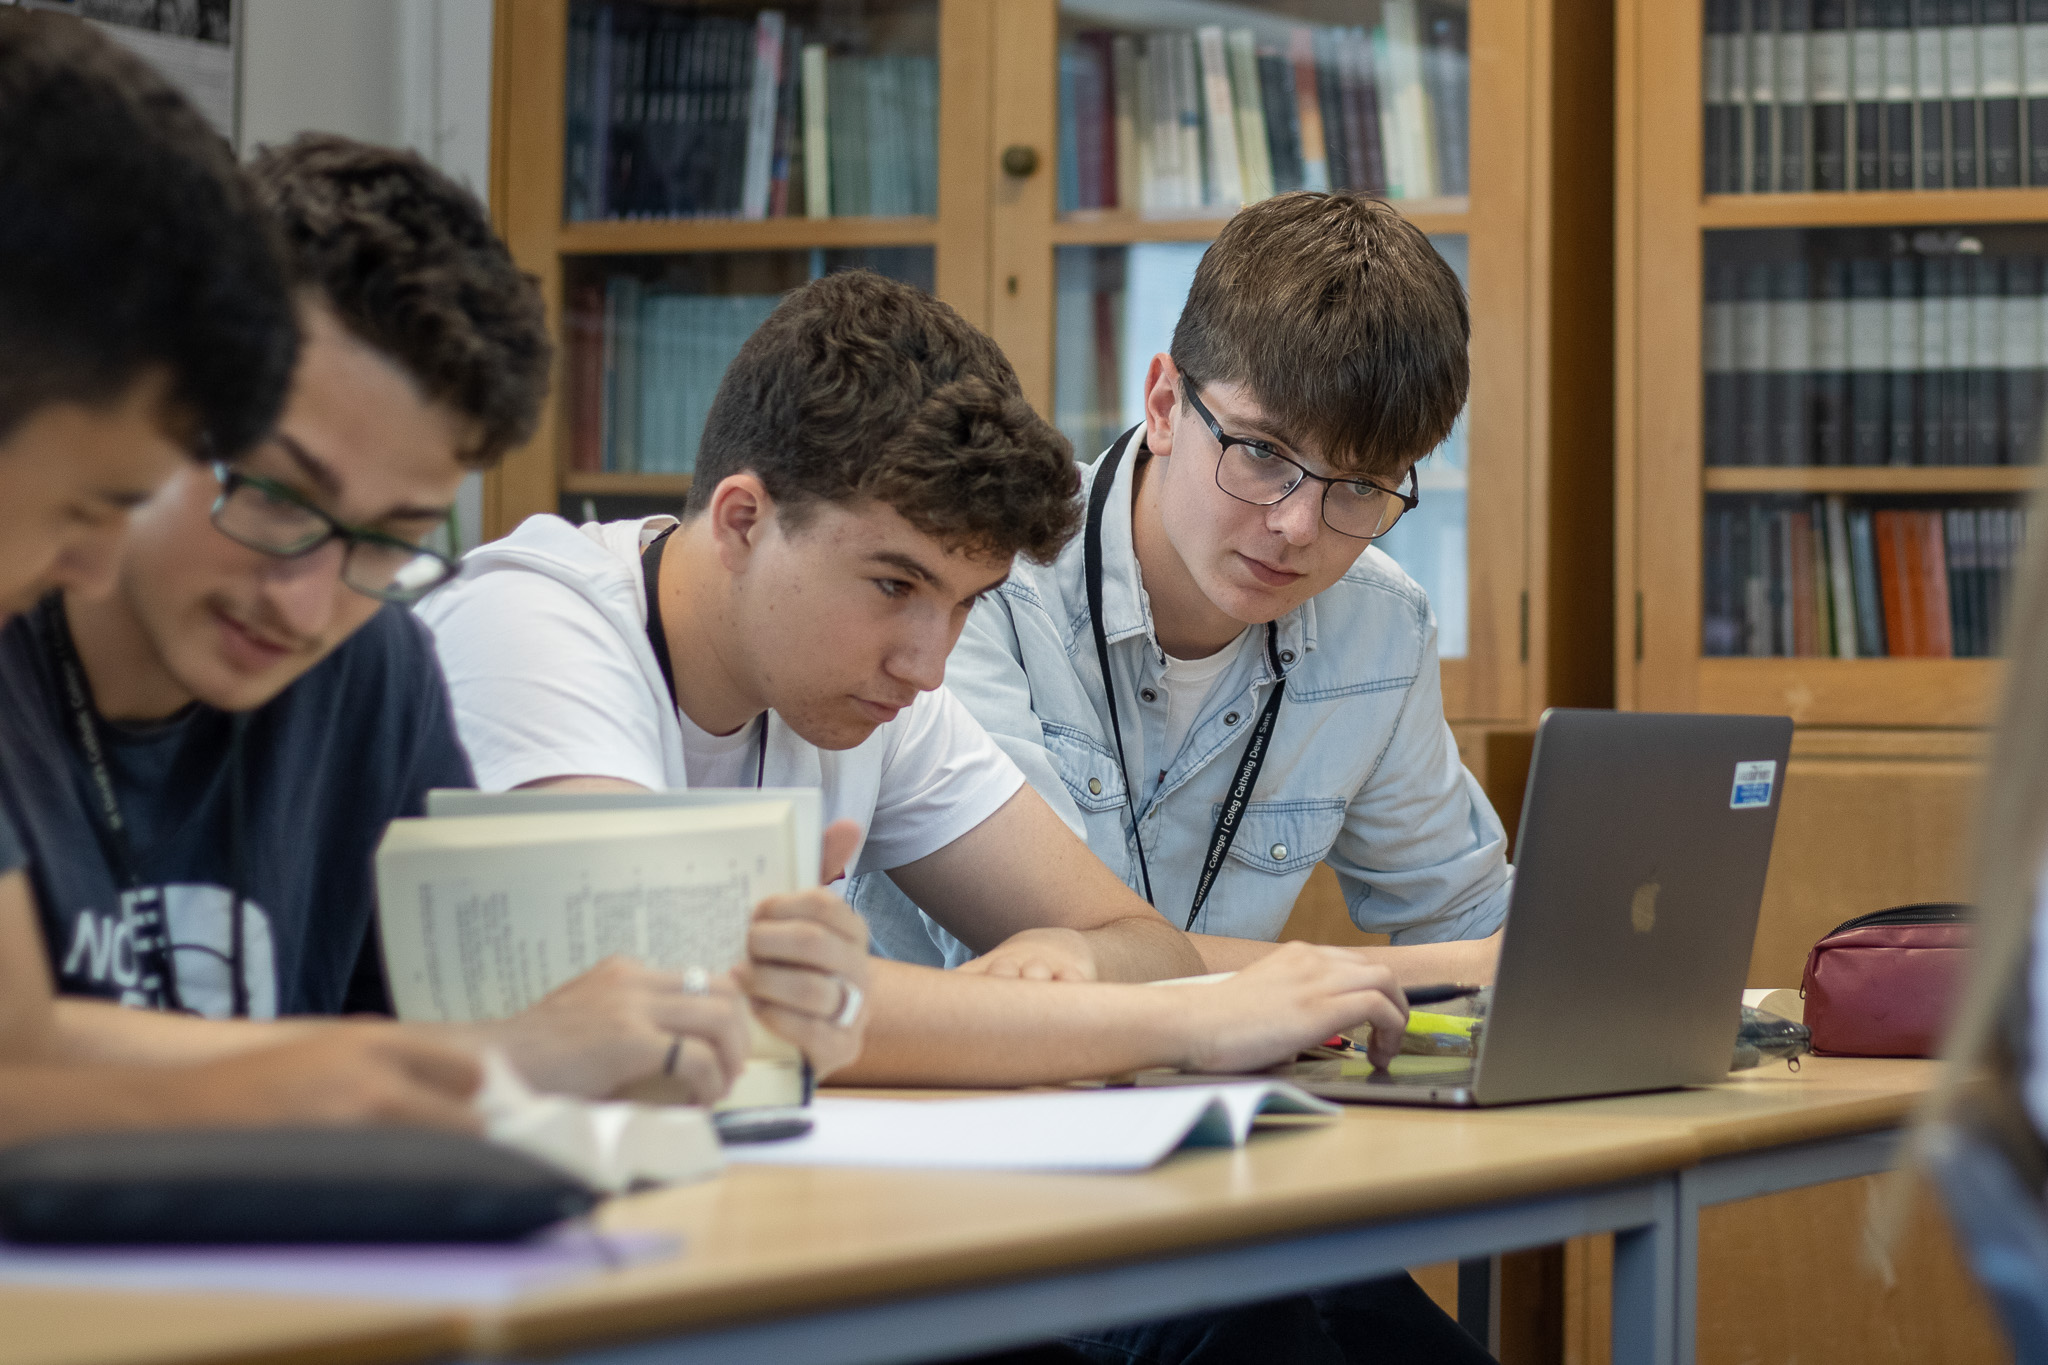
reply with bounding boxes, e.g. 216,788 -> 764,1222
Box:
177,1029 -> 484,1132
473,956 -> 752,1103
737,888 -> 872,1079
954,927 -> 1099,982
1174,942 -> 1410,1072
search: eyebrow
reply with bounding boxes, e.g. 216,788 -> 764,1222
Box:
867,550 -> 941,587
271,431 -> 453,523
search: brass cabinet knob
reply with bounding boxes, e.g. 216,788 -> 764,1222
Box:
1000,145 -> 1040,178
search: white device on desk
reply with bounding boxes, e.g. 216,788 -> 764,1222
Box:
1158,708 -> 1795,1108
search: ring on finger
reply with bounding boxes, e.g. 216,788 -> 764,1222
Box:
681,964 -> 710,995
830,975 -> 864,1029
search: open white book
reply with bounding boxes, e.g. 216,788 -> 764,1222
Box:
724,1083 -> 1341,1173
377,790 -> 822,1109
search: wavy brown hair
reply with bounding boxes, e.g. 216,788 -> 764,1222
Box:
1172,191 -> 1469,479
247,134 -> 551,469
689,270 -> 1080,564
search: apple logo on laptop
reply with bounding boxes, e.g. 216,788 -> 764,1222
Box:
1631,881 -> 1660,934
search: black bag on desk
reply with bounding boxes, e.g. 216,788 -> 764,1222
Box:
0,1127 -> 597,1245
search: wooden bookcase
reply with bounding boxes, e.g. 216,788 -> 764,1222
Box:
486,0 -> 1616,736
1608,4 -> 2021,1363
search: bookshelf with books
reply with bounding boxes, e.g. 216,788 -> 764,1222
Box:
488,0 -> 989,532
1619,8 -> 2023,1358
987,0 -> 1615,734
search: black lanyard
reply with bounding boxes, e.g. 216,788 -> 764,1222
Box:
642,525 -> 767,787
1083,428 -> 1289,933
41,596 -> 251,1016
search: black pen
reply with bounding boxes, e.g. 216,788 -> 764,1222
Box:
1405,982 -> 1483,1007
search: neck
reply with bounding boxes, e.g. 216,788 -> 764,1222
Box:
657,520 -> 765,737
1128,455 -> 1250,660
60,589 -> 196,723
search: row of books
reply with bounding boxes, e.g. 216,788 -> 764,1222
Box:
1058,4 -> 1467,217
1704,253 -> 2048,464
1704,0 -> 2048,193
1704,496 -> 2028,656
565,279 -> 779,474
564,3 -> 937,222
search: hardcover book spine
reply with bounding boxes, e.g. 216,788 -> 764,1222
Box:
1920,256 -> 1952,464
1946,0 -> 1982,186
1773,259 -> 1816,463
1983,0 -> 2025,181
1709,0 -> 1740,191
1884,0 -> 1920,183
1814,0 -> 1854,187
1826,495 -> 1862,655
800,43 -> 830,218
1225,28 -> 1275,203
1849,257 -> 1890,464
2006,256 -> 2042,463
1887,256 -> 1923,464
1738,263 -> 1776,463
1854,0 -> 1888,185
1920,510 -> 1956,654
1290,29 -> 1332,192
1873,508 -> 1917,652
1114,35 -> 1143,211
1815,259 -> 1852,464
1196,27 -> 1245,206
1945,256 -> 1975,462
1750,0 -> 1782,189
1915,0 -> 1950,184
1706,264 -> 1742,465
1780,0 -> 1815,189
2026,0 -> 2048,180
1970,255 -> 2006,463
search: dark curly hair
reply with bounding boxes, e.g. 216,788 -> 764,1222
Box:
0,10 -> 296,455
247,134 -> 551,469
689,271 -> 1080,565
1172,191 -> 1468,479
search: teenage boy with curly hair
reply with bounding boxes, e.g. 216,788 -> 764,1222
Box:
857,190 -> 1506,1364
421,267 -> 1416,1087
0,133 -> 860,1102
0,9 -> 481,1136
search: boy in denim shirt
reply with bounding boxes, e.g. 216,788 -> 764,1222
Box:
858,191 -> 1509,990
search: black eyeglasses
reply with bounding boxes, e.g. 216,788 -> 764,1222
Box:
1180,376 -> 1420,541
208,462 -> 457,604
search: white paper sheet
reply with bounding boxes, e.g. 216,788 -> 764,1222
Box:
723,1084 -> 1337,1173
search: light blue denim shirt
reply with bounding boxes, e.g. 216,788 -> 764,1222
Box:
849,439 -> 1512,966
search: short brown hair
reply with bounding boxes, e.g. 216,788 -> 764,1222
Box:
689,271 -> 1079,564
1171,191 -> 1468,478
247,134 -> 551,469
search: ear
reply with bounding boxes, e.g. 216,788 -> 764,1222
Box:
705,473 -> 774,574
1141,353 -> 1182,460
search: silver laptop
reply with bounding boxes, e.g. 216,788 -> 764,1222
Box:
1160,709 -> 1794,1107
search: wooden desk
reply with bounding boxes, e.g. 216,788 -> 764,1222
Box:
0,1288 -> 460,1365
0,1059 -> 1941,1365
479,1058 -> 1935,1365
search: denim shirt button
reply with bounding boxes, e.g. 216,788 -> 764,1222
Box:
1269,843 -> 1288,860
1140,688 -> 1158,703
1280,649 -> 1296,665
1224,711 -> 1241,725
1087,777 -> 1103,796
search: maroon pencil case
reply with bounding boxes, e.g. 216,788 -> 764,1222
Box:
1800,903 -> 1972,1058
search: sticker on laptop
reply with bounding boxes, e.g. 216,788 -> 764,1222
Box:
1729,760 -> 1777,809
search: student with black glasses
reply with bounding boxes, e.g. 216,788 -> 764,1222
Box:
0,9 -> 482,1137
0,133 -> 869,1101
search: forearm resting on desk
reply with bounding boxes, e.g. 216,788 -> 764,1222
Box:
833,944 -> 1411,1085
1186,928 -> 1504,986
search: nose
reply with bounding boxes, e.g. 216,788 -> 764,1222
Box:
1266,482 -> 1324,547
253,539 -> 348,638
883,618 -> 951,695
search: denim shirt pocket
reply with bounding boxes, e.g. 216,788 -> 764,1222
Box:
1218,799 -> 1347,876
1040,722 -> 1129,814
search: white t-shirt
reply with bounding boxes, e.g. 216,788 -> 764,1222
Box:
1158,631 -> 1250,766
417,514 -> 1025,880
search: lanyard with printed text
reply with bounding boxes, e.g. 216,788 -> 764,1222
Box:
40,596 -> 252,1015
1083,429 -> 1288,933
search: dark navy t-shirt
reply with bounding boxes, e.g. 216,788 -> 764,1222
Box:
0,602 -> 473,1017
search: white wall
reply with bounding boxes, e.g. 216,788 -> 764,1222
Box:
237,0 -> 496,549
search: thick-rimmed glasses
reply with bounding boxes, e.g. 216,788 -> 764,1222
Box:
208,462 -> 456,604
1181,377 -> 1420,541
